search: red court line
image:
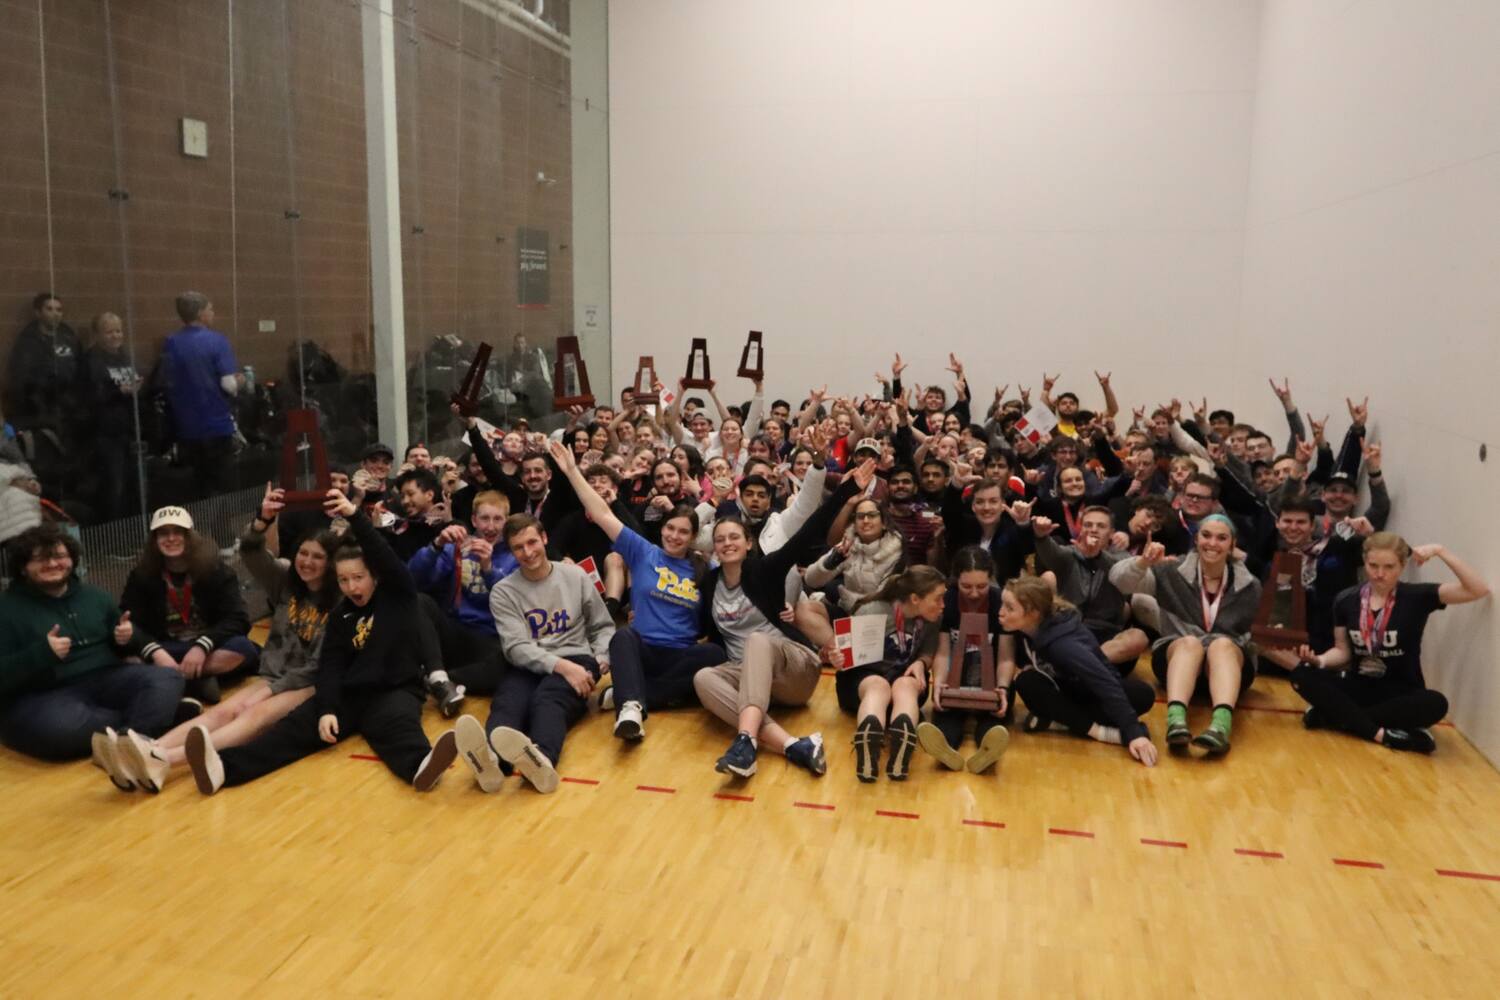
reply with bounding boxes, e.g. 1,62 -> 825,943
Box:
1234,848 -> 1284,859
962,819 -> 1006,829
349,753 -> 379,761
561,776 -> 599,786
714,792 -> 754,802
793,801 -> 836,812
875,809 -> 919,820
1333,858 -> 1385,870
1436,869 -> 1500,882
1048,827 -> 1095,839
635,784 -> 676,794
1141,838 -> 1188,849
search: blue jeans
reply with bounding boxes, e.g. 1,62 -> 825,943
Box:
0,664 -> 186,761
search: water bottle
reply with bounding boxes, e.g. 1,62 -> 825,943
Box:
243,364 -> 255,389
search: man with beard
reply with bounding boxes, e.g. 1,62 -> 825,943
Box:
884,464 -> 942,568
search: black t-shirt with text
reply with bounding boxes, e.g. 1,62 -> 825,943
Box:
1333,581 -> 1444,690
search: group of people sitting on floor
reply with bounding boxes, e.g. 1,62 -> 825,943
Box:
0,352 -> 1488,798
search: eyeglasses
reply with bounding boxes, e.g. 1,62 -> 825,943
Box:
28,551 -> 71,565
854,511 -> 882,520
1184,492 -> 1215,502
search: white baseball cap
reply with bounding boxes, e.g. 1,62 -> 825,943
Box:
149,506 -> 194,532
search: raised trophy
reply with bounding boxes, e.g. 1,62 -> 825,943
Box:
632,356 -> 660,405
449,342 -> 493,418
682,337 -> 713,389
552,335 -> 595,409
737,330 -> 764,380
277,409 -> 333,512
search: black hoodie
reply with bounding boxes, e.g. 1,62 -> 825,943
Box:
1029,608 -> 1149,744
5,320 -> 82,431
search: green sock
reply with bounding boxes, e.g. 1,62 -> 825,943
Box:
1211,704 -> 1233,736
1167,701 -> 1187,729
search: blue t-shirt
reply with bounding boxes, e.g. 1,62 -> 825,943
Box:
613,526 -> 701,648
161,325 -> 239,439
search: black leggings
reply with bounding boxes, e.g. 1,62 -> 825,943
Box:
220,686 -> 431,787
1014,668 -> 1155,738
1290,666 -> 1448,741
417,594 -> 507,695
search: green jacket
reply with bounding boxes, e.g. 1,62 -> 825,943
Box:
0,576 -> 138,702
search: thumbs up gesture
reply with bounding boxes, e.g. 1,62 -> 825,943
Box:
113,611 -> 133,646
47,624 -> 72,660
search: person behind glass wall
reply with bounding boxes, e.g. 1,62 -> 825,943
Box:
82,312 -> 143,521
4,292 -> 84,511
155,291 -> 243,507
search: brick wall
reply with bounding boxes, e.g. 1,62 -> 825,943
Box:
0,0 -> 574,403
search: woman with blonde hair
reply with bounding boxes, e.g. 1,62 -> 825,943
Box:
1290,532 -> 1488,753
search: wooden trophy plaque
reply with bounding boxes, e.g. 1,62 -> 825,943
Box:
632,356 -> 660,406
278,409 -> 332,512
942,611 -> 1001,711
682,337 -> 713,389
737,330 -> 764,380
449,342 -> 493,418
552,335 -> 595,409
1251,550 -> 1309,649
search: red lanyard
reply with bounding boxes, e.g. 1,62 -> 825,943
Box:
1358,584 -> 1396,652
1199,572 -> 1225,631
1063,501 -> 1082,539
892,604 -> 909,655
164,573 -> 193,624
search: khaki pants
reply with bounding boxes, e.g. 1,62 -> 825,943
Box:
693,632 -> 821,727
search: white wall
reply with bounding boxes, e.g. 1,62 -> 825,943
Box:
610,1 -> 1500,760
609,0 -> 1262,409
1239,0 -> 1500,763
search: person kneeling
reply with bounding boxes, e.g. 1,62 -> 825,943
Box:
1003,578 -> 1157,767
183,490 -> 457,795
447,514 -> 615,795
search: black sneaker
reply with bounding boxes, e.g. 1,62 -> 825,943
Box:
427,677 -> 465,718
1191,726 -> 1232,756
1382,727 -> 1437,754
173,697 -> 205,726
886,716 -> 918,781
1165,719 -> 1192,751
715,732 -> 758,778
853,717 -> 884,783
784,733 -> 827,776
1302,706 -> 1326,731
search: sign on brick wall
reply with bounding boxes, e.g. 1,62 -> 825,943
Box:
517,227 -> 549,309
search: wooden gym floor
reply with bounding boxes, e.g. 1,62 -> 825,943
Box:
3,658 -> 1499,999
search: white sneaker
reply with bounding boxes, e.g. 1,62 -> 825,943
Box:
413,729 -> 459,792
966,725 -> 1011,774
453,715 -> 504,793
119,730 -> 170,793
489,726 -> 558,794
184,725 -> 224,795
613,700 -> 645,741
92,728 -> 135,792
586,678 -> 615,714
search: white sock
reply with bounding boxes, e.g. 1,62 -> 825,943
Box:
740,731 -> 758,749
1088,723 -> 1122,745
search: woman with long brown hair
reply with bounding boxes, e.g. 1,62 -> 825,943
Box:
120,506 -> 259,706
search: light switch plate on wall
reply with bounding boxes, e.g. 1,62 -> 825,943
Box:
181,117 -> 208,158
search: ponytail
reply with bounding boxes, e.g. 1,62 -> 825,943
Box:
852,565 -> 946,613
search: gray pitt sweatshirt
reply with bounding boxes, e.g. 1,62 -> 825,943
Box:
489,561 -> 615,673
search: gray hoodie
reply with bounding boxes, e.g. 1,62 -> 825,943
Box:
1110,551 -> 1261,650
489,561 -> 615,673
